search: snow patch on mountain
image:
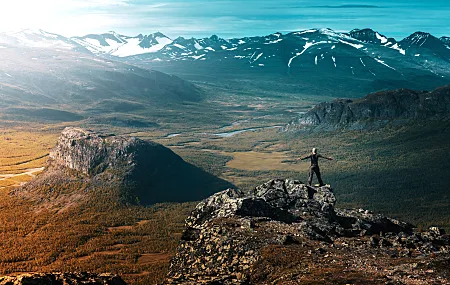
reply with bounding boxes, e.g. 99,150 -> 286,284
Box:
173,43 -> 186,49
295,29 -> 317,35
374,58 -> 396,70
390,43 -> 406,55
191,54 -> 205,60
251,52 -> 263,63
287,41 -> 332,68
112,37 -> 172,57
360,58 -> 366,66
194,42 -> 203,50
265,39 -> 283,44
339,40 -> 364,49
375,32 -> 388,44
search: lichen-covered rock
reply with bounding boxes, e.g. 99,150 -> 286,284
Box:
164,179 -> 450,284
0,272 -> 126,285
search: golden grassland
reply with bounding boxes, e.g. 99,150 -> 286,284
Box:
0,129 -> 58,190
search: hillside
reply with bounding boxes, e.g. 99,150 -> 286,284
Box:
285,84 -> 450,131
0,44 -> 202,126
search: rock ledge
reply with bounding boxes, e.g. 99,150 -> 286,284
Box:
164,179 -> 450,284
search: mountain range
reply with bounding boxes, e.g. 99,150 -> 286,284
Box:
1,28 -> 449,97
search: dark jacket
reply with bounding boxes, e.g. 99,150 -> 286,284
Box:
302,154 -> 323,166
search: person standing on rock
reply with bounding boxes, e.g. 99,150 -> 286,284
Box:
297,148 -> 333,187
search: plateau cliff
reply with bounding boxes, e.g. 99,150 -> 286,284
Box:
14,127 -> 232,207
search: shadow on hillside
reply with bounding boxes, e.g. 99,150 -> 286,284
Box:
129,143 -> 234,205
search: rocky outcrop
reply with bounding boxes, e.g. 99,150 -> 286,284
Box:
164,179 -> 450,284
285,85 -> 450,131
0,272 -> 126,285
49,127 -> 151,175
349,28 -> 396,45
15,127 -> 233,206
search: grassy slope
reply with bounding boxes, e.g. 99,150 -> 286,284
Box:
287,118 -> 450,229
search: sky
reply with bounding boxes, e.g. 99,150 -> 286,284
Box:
0,0 -> 449,39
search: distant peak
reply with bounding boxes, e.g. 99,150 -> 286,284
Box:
350,28 -> 375,33
209,34 -> 219,40
152,31 -> 168,38
410,31 -> 431,36
404,31 -> 433,40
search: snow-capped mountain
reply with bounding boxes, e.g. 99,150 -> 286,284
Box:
0,28 -> 448,97
71,31 -> 173,57
130,28 -> 450,65
123,28 -> 449,96
0,29 -> 84,51
128,28 -> 450,78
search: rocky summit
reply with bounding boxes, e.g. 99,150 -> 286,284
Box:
14,127 -> 232,207
164,179 -> 450,284
0,272 -> 126,285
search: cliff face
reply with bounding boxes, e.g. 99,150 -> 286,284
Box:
48,127 -> 147,175
16,127 -> 233,207
285,85 -> 450,131
164,179 -> 450,284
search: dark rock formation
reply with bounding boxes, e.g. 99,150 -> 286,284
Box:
349,28 -> 396,45
285,85 -> 450,131
441,36 -> 450,47
0,272 -> 126,285
164,179 -> 450,284
14,127 -> 233,207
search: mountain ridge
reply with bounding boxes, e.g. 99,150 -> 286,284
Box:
1,28 -> 448,59
1,27 -> 449,98
285,84 -> 450,131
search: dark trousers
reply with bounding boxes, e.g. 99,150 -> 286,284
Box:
308,165 -> 324,186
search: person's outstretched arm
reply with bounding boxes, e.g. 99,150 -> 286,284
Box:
296,155 -> 311,161
318,154 -> 333,160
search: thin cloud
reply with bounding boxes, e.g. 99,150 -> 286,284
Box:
307,5 -> 384,9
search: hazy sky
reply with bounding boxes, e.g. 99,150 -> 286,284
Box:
0,0 -> 449,39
